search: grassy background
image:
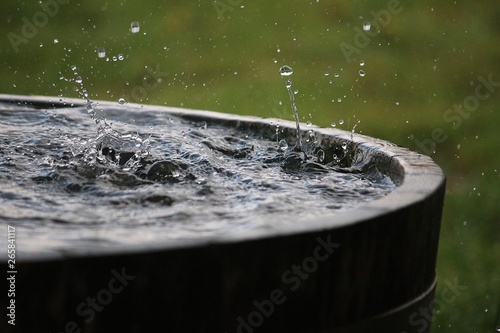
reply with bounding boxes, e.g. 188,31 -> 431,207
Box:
1,0 -> 499,331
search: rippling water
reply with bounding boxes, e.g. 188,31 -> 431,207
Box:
0,100 -> 395,255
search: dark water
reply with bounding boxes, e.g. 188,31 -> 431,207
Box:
0,100 -> 395,254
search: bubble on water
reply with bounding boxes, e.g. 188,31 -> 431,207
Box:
97,47 -> 106,58
279,65 -> 293,77
359,70 -> 366,77
363,22 -> 371,31
360,60 -> 365,66
75,76 -> 83,84
130,21 -> 140,33
53,39 -> 59,44
339,119 -> 344,125
278,139 -> 288,151
118,98 -> 126,105
317,149 -> 325,162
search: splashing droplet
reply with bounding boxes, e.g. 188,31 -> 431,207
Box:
278,139 -> 288,151
280,68 -> 303,151
130,21 -> 140,33
118,54 -> 124,61
359,70 -> 366,77
306,121 -> 312,126
97,47 -> 106,58
363,22 -> 371,31
75,76 -> 83,84
279,65 -> 293,77
317,149 -> 325,162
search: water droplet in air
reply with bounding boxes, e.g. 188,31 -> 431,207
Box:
306,121 -> 312,126
339,119 -> 345,125
360,60 -> 365,66
118,54 -> 124,61
279,65 -> 293,77
337,98 -> 342,103
130,21 -> 140,33
118,98 -> 126,105
75,76 -> 83,84
363,22 -> 371,31
341,142 -> 348,150
278,139 -> 288,151
53,39 -> 59,44
97,47 -> 106,58
331,122 -> 336,127
359,70 -> 366,77
324,72 -> 330,76
334,73 -> 340,78
285,79 -> 292,89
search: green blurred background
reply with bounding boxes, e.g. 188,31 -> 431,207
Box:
1,0 -> 499,331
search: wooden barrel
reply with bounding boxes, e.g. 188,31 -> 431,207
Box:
0,95 -> 445,333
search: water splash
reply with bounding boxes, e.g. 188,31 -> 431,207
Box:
70,65 -> 149,171
280,65 -> 303,151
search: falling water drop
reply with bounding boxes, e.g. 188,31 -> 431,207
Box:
118,54 -> 124,61
331,122 -> 337,127
97,47 -> 106,58
130,21 -> 140,33
279,65 -> 294,77
118,98 -> 126,105
360,60 -> 365,66
363,22 -> 371,31
53,39 -> 59,44
339,119 -> 345,125
75,76 -> 83,84
359,70 -> 366,77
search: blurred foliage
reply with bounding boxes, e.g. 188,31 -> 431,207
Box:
1,0 -> 499,331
